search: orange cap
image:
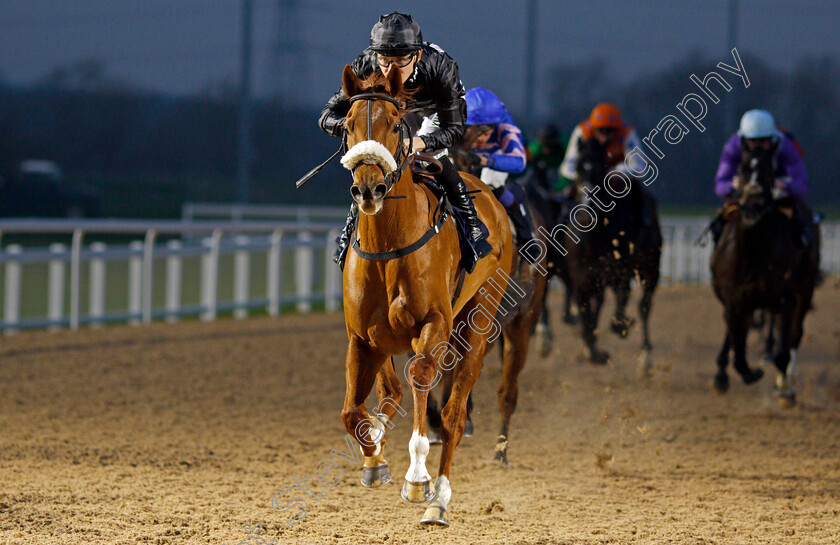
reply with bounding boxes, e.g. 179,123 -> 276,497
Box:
589,103 -> 623,130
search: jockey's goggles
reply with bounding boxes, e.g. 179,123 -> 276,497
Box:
744,137 -> 773,149
470,124 -> 495,134
593,127 -> 617,137
376,53 -> 417,68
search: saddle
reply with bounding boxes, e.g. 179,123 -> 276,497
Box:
410,157 -> 491,275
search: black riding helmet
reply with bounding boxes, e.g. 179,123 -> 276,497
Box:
369,12 -> 423,56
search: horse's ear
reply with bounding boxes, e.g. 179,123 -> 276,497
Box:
342,65 -> 362,98
384,66 -> 403,98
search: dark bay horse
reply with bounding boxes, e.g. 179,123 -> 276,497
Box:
423,133 -> 549,465
710,142 -> 820,407
563,138 -> 661,372
337,65 -> 514,526
524,179 -> 578,344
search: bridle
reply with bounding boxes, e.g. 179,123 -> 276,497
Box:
344,92 -> 451,268
347,92 -> 412,192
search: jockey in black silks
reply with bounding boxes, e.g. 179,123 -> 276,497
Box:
319,12 -> 492,271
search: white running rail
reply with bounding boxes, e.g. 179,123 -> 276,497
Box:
0,214 -> 837,333
0,219 -> 342,333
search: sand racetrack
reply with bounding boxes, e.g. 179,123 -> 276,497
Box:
1,284 -> 839,545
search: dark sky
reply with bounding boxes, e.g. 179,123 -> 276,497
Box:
1,0 -> 838,118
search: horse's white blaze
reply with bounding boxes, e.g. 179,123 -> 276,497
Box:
429,475 -> 451,508
405,429 -> 431,483
341,140 -> 397,173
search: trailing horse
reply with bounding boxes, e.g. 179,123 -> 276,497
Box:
336,65 -> 516,526
422,132 -> 549,465
563,138 -> 661,372
710,142 -> 820,407
523,174 -> 578,357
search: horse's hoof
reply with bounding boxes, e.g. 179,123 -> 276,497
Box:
493,449 -> 508,465
494,434 -> 508,465
360,464 -> 391,488
774,372 -> 796,409
563,314 -> 578,326
741,367 -> 764,385
713,371 -> 729,394
463,419 -> 474,438
637,350 -> 653,378
589,349 -> 610,365
427,427 -> 442,445
610,317 -> 634,338
401,479 -> 435,503
535,322 -> 553,358
420,505 -> 449,526
777,391 -> 796,409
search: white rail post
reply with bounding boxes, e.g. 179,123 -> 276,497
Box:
267,230 -> 283,317
128,241 -> 143,325
660,226 -> 673,288
4,244 -> 22,334
165,240 -> 182,323
69,229 -> 84,331
233,235 -> 250,319
48,243 -> 67,330
142,230 -> 157,324
325,229 -> 340,312
200,229 -> 222,322
295,230 -> 313,313
88,242 -> 106,328
673,226 -> 687,285
700,240 -> 713,285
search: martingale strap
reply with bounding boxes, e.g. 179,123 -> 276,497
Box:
351,194 -> 448,261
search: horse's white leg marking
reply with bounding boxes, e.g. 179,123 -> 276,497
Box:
361,414 -> 386,465
787,349 -> 798,386
405,429 -> 431,483
429,475 -> 451,509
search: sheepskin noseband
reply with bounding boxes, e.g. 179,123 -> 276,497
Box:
341,140 -> 398,173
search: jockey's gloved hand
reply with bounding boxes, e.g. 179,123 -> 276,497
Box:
469,153 -> 484,167
773,177 -> 791,200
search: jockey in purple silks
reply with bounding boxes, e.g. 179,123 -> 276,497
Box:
711,109 -> 813,247
462,87 -> 533,246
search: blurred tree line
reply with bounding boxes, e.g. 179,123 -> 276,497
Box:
0,53 -> 837,218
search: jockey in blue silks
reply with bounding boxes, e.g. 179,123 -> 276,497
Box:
463,87 -> 534,246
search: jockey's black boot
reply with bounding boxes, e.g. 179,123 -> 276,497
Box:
436,156 -> 493,272
506,202 -> 534,245
792,201 -> 812,249
710,214 -> 725,247
333,203 -> 358,270
502,184 -> 534,246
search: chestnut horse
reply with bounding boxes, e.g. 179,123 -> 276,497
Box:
427,131 -> 549,465
337,65 -> 513,526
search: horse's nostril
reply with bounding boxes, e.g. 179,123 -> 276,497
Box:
373,184 -> 387,198
350,186 -> 362,199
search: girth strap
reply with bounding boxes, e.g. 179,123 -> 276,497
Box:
351,195 -> 448,261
